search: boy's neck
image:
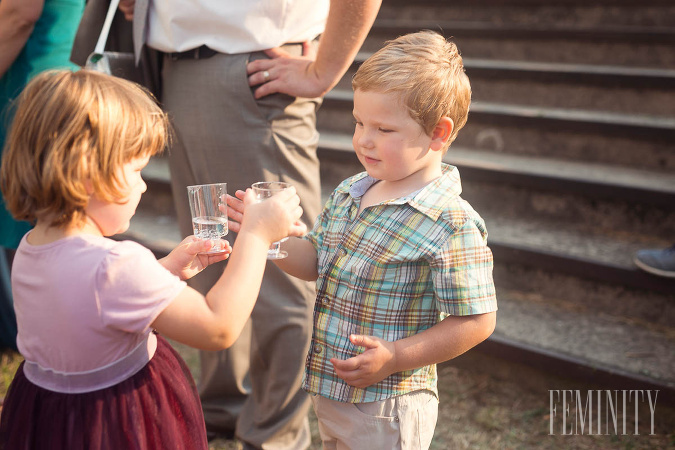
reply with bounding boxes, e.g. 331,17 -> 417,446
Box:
359,163 -> 443,212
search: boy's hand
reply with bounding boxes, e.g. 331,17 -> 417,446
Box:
223,191 -> 246,233
330,334 -> 397,388
162,235 -> 231,280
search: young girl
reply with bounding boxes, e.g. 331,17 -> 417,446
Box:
0,69 -> 306,449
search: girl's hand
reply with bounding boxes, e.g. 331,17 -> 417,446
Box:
224,188 -> 306,243
162,235 -> 231,280
330,335 -> 397,389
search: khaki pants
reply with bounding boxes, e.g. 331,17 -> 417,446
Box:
160,43 -> 321,449
311,390 -> 439,450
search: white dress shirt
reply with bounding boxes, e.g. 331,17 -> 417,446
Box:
147,0 -> 330,54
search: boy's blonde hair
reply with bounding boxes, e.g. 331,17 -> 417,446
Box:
352,30 -> 471,150
0,69 -> 170,229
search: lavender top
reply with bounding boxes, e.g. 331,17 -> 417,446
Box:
12,234 -> 186,392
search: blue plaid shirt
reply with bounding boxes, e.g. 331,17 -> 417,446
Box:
303,164 -> 497,403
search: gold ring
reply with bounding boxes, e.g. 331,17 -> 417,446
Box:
262,70 -> 270,82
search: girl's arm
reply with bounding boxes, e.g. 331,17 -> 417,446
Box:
226,190 -> 319,281
151,188 -> 307,351
331,311 -> 497,388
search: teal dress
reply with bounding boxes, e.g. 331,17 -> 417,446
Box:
0,0 -> 85,249
0,0 -> 84,350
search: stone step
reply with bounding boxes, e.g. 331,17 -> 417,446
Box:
138,147 -> 675,301
337,54 -> 675,117
318,89 -> 675,171
364,19 -> 675,68
129,159 -> 675,401
377,0 -> 675,29
491,287 -> 675,392
317,132 -> 675,237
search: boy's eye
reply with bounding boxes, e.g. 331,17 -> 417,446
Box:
353,120 -> 363,127
378,128 -> 393,133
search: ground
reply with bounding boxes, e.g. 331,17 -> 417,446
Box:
1,345 -> 673,449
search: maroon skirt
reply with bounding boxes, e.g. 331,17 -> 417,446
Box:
0,334 -> 208,450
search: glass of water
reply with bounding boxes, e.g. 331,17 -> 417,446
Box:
251,181 -> 292,260
187,183 -> 228,254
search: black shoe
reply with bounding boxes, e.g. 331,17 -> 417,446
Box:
634,245 -> 675,278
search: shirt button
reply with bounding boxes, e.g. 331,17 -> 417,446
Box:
314,344 -> 323,354
339,248 -> 348,257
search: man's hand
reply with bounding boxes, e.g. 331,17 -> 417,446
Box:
246,42 -> 334,99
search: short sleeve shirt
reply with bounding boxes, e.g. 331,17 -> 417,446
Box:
13,234 -> 186,375
303,164 -> 497,403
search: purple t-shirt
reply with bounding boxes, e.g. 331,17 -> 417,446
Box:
12,234 -> 186,389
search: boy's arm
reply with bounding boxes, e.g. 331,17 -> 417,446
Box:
331,311 -> 496,389
274,237 -> 319,281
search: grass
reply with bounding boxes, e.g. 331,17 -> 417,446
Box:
2,344 -> 674,450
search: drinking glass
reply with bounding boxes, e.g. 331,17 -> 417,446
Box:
251,181 -> 291,260
187,183 -> 228,254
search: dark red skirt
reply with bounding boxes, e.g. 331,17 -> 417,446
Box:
0,334 -> 208,450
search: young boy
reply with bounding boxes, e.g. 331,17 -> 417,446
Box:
229,30 -> 497,448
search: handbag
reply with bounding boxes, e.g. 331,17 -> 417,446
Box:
84,0 -> 144,85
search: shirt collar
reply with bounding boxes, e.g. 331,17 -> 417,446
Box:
342,164 -> 462,221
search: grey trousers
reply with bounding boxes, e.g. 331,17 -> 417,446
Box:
160,44 -> 321,449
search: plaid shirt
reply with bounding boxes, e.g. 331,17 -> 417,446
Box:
303,164 -> 498,403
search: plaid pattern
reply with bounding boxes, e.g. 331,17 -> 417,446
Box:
303,164 -> 497,403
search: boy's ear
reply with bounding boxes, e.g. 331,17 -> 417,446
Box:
430,117 -> 454,152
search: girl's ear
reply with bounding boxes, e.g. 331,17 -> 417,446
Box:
80,154 -> 94,195
430,117 -> 454,152
84,179 -> 94,195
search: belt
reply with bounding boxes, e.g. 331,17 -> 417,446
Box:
167,42 -> 307,61
167,45 -> 218,61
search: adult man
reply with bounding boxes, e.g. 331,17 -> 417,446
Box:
81,1 -> 381,448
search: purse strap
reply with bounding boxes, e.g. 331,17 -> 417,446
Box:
94,0 -> 121,55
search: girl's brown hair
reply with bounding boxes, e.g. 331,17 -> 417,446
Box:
0,69 -> 170,228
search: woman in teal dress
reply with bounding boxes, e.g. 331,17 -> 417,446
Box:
0,0 -> 84,350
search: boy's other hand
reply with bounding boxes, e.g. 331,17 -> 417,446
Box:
330,334 -> 397,389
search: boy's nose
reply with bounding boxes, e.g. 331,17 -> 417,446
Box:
356,131 -> 374,149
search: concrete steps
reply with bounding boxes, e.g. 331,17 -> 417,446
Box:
337,54 -> 675,117
129,155 -> 675,397
319,89 -> 675,171
127,0 -> 675,402
377,0 -> 675,29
